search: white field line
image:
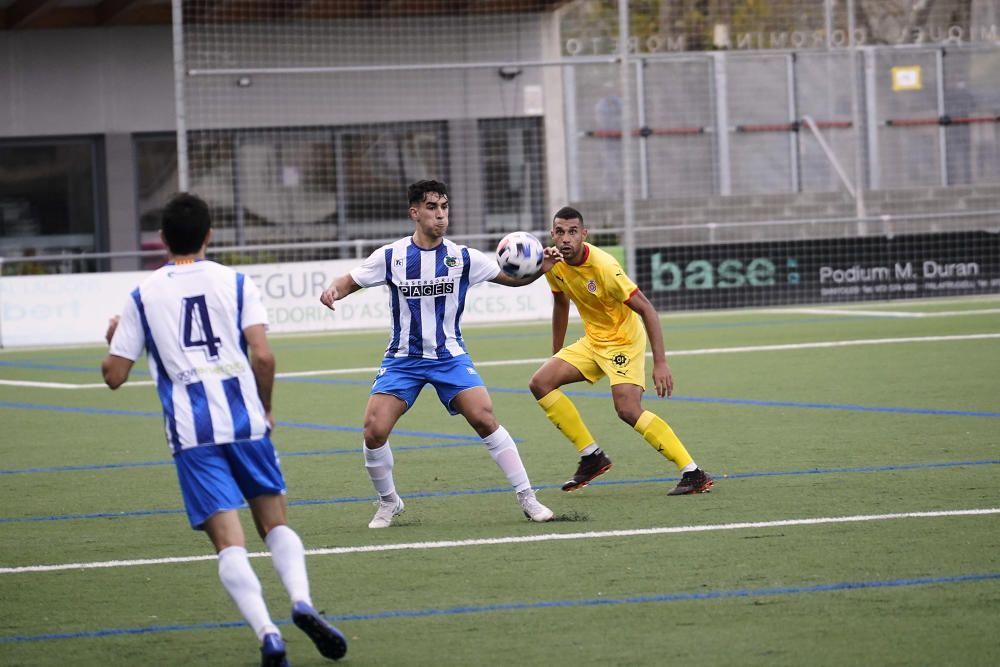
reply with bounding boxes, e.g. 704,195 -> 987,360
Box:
2,508 -> 997,575
0,379 -> 99,389
785,307 -> 1000,318
3,332 -> 1000,390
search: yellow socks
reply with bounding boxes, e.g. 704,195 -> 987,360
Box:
538,393 -> 694,471
537,389 -> 596,453
634,410 -> 694,470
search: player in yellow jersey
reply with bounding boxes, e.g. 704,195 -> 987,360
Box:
528,207 -> 714,495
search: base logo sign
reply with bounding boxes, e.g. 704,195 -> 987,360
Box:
635,231 -> 1000,310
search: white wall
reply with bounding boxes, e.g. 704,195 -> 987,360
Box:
0,15 -> 554,137
0,27 -> 176,137
0,258 -> 561,348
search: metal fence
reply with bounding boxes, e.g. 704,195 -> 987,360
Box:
2,0 -> 999,316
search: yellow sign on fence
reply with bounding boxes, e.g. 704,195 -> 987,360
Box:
891,66 -> 923,91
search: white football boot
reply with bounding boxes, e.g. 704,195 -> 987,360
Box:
368,496 -> 405,529
516,489 -> 554,522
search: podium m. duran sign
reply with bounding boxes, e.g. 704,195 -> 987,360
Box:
635,232 -> 1000,310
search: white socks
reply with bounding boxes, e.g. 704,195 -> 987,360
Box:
265,525 -> 311,607
218,545 -> 277,641
366,430 -> 531,499
364,443 -> 397,499
482,425 -> 531,492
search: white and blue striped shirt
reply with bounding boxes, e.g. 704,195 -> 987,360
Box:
109,260 -> 271,453
350,236 -> 500,360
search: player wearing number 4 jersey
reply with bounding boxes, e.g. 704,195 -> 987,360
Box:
320,180 -> 562,528
102,193 -> 346,667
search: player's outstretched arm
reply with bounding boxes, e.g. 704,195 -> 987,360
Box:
244,324 -> 276,429
491,246 -> 563,287
626,289 -> 674,398
319,274 -> 362,310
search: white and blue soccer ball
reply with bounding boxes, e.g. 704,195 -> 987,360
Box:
496,231 -> 544,278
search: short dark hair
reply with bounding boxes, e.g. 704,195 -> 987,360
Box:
553,206 -> 584,226
161,193 -> 211,255
408,180 -> 449,207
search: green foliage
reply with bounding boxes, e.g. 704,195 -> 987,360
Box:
210,250 -> 279,266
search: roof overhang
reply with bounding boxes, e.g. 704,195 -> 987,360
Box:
1,0 -> 573,31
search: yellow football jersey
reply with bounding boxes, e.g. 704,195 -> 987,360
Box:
545,243 -> 643,348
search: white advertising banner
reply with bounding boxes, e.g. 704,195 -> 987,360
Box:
0,259 -> 559,348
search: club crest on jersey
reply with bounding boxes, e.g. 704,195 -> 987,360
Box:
587,279 -> 597,294
445,255 -> 459,268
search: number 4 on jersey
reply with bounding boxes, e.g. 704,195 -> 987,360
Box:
181,295 -> 222,360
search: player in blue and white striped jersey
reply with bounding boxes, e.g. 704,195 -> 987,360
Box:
320,180 -> 562,529
102,193 -> 346,666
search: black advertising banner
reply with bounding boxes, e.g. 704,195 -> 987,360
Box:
634,231 -> 1000,310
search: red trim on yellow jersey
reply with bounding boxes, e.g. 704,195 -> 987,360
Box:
623,286 -> 639,305
567,243 -> 590,266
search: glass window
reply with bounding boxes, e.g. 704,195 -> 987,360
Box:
0,138 -> 101,267
479,117 -> 546,233
341,122 -> 448,227
133,134 -> 178,267
132,121 -> 449,252
188,131 -> 238,233
234,129 -> 339,243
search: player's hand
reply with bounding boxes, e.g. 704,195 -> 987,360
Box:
105,315 -> 120,345
265,411 -> 276,431
541,246 -> 563,273
653,359 -> 673,398
319,283 -> 339,310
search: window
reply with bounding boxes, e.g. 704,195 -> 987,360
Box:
0,137 -> 102,267
479,117 -> 546,232
342,123 -> 447,228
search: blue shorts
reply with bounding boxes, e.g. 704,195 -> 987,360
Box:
372,354 -> 486,416
174,437 -> 286,530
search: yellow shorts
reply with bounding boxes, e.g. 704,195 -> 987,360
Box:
555,336 -> 646,389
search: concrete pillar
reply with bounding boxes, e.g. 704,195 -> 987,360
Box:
104,132 -> 140,271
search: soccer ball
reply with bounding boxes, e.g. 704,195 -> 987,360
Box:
496,231 -> 544,278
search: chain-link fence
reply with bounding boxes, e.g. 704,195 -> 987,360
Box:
2,0 -> 999,312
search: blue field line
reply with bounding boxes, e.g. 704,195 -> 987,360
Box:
0,360 -> 151,376
4,365 -> 998,418
0,441 -> 482,476
486,387 -> 1000,418
278,377 -> 371,385
666,395 -> 1000,417
0,460 -> 172,475
0,401 -> 163,418
2,571 -> 997,644
0,401 -> 480,441
2,459 -> 997,524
